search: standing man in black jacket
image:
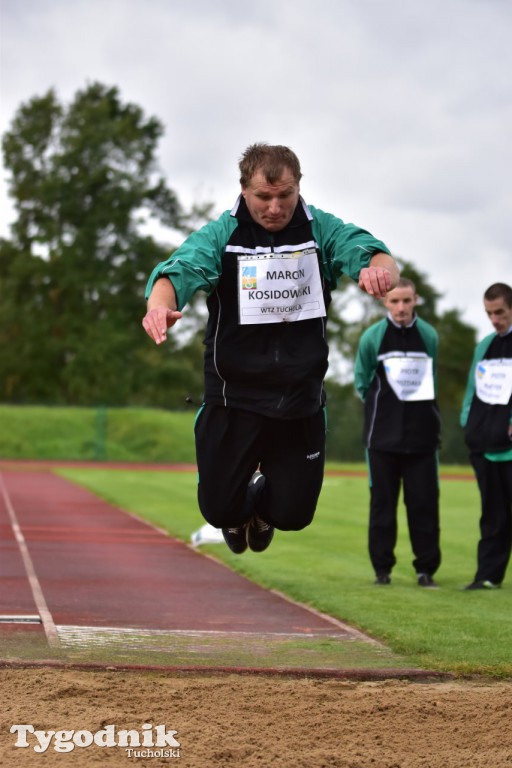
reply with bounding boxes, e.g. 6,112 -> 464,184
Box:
461,282 -> 512,590
143,143 -> 399,555
354,278 -> 441,587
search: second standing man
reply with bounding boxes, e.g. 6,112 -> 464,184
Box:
354,277 -> 442,587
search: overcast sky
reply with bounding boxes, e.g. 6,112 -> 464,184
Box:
1,0 -> 510,340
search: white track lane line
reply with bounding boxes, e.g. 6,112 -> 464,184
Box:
0,473 -> 60,648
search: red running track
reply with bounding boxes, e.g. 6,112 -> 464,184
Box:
0,469 -> 362,652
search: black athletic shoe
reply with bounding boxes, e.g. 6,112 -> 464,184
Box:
464,580 -> 499,591
245,470 -> 274,552
417,573 -> 439,588
374,573 -> 391,585
247,513 -> 274,552
222,525 -> 248,554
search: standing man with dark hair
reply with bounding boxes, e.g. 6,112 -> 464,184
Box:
461,282 -> 512,590
354,277 -> 442,587
143,143 -> 399,555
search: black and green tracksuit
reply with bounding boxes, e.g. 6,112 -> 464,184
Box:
146,195 -> 390,531
460,329 -> 512,585
354,315 -> 441,577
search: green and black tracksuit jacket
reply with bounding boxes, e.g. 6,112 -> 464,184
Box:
354,316 -> 441,452
460,329 -> 512,457
146,195 -> 390,420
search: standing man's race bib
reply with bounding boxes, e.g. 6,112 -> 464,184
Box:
475,358 -> 512,405
237,247 -> 326,325
380,353 -> 435,401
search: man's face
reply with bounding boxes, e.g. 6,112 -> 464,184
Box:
382,286 -> 418,326
242,168 -> 300,232
484,297 -> 512,335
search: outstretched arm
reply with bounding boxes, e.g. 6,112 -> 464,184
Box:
358,252 -> 400,299
142,277 -> 183,345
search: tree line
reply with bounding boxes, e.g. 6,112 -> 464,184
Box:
0,83 -> 476,462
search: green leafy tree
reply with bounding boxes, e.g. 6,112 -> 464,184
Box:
0,83 -> 208,405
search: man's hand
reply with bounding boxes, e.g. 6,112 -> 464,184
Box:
142,306 -> 183,345
359,252 -> 399,298
358,266 -> 393,299
142,277 -> 182,344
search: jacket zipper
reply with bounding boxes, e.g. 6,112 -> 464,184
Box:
268,233 -> 285,410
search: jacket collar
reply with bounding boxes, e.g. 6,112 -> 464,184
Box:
386,313 -> 418,330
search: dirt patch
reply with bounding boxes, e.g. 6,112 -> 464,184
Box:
2,667 -> 511,767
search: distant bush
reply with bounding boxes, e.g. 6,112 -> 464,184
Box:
0,405 -> 197,463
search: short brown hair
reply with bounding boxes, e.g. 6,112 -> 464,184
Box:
239,143 -> 302,187
484,282 -> 512,308
395,277 -> 417,293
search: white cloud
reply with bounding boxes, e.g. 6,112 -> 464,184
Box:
1,0 -> 510,340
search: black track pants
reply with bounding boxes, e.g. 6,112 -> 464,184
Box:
471,454 -> 512,584
367,449 -> 441,575
194,405 -> 326,530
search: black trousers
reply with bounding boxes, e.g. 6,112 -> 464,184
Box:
367,448 -> 441,575
470,454 -> 512,584
194,405 -> 326,530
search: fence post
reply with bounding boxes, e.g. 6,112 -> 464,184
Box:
94,406 -> 107,461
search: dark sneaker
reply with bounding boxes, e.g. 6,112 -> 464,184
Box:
417,574 -> 439,588
222,471 -> 265,554
464,580 -> 499,591
247,514 -> 274,552
222,525 -> 248,554
249,470 -> 264,491
374,573 -> 391,585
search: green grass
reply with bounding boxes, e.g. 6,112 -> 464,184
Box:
56,466 -> 512,678
0,405 -> 477,469
0,405 -> 198,462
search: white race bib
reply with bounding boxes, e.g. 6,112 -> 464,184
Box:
237,248 -> 326,325
475,358 -> 512,405
380,353 -> 435,401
